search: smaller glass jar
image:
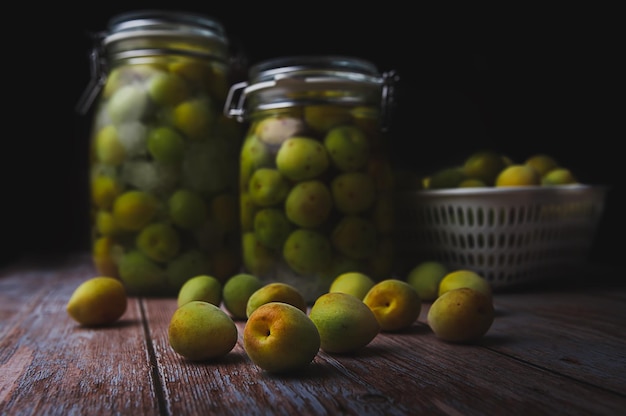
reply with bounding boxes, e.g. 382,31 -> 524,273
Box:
225,56 -> 399,302
78,10 -> 244,296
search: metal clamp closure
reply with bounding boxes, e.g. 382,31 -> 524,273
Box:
381,69 -> 400,132
75,32 -> 108,115
223,80 -> 251,122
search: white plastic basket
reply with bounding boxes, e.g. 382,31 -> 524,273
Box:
394,185 -> 607,289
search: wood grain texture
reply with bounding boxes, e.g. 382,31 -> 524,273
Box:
1,253 -> 625,416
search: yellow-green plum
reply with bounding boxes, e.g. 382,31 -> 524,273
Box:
318,255 -> 366,292
107,84 -> 149,124
173,97 -> 215,140
331,216 -> 378,260
275,137 -> 330,181
222,273 -> 264,320
427,287 -> 495,343
331,172 -> 376,214
147,71 -> 190,106
92,236 -> 118,278
101,67 -> 125,99
246,282 -> 307,318
438,269 -> 492,300
525,153 -> 559,176
168,189 -> 207,229
118,250 -> 169,296
541,168 -> 578,185
243,302 -> 320,373
324,125 -> 370,172
304,105 -> 352,133
427,167 -> 466,189
112,190 -> 159,231
495,164 -> 541,187
66,277 -> 127,326
248,168 -> 290,207
363,279 -> 421,332
255,116 -> 305,145
95,210 -> 120,237
242,232 -> 279,277
329,272 -> 375,300
309,292 -> 380,354
463,150 -> 507,186
147,126 -> 185,165
177,274 -> 222,307
253,208 -> 292,250
285,180 -> 333,228
406,261 -> 449,302
240,134 -> 274,188
91,174 -> 123,210
136,222 -> 181,263
94,125 -> 125,166
169,60 -> 215,93
458,178 -> 487,188
165,250 -> 211,292
283,229 -> 332,275
168,300 -> 238,361
239,192 -> 258,232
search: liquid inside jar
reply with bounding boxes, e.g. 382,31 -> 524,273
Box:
239,105 -> 395,302
89,55 -> 242,296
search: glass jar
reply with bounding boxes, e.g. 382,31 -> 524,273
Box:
78,10 -> 244,296
225,56 -> 399,302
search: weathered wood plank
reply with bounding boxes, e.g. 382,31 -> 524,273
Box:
0,255 -> 88,334
485,290 -> 626,394
0,256 -> 161,416
337,324 -> 626,416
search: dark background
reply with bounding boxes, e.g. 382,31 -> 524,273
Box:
3,5 -> 620,272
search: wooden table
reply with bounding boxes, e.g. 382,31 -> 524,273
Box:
1,253 -> 625,415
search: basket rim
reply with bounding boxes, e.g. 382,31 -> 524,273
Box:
397,184 -> 609,198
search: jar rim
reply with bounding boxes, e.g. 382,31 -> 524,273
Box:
249,55 -> 381,84
103,9 -> 228,47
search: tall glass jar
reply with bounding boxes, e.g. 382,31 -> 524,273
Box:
78,10 -> 244,296
225,56 -> 399,302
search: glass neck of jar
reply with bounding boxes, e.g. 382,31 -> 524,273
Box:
76,34 -> 229,115
225,70 -> 398,132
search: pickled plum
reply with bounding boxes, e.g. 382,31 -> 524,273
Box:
136,222 -> 181,263
253,208 -> 293,250
112,190 -> 159,231
118,250 -> 168,295
331,216 -> 378,260
331,172 -> 376,215
324,125 -> 370,172
243,232 -> 278,276
283,229 -> 332,275
275,137 -> 329,181
248,168 -> 290,207
147,126 -> 185,164
256,116 -> 305,145
168,189 -> 207,229
107,84 -> 148,124
285,180 -> 333,228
